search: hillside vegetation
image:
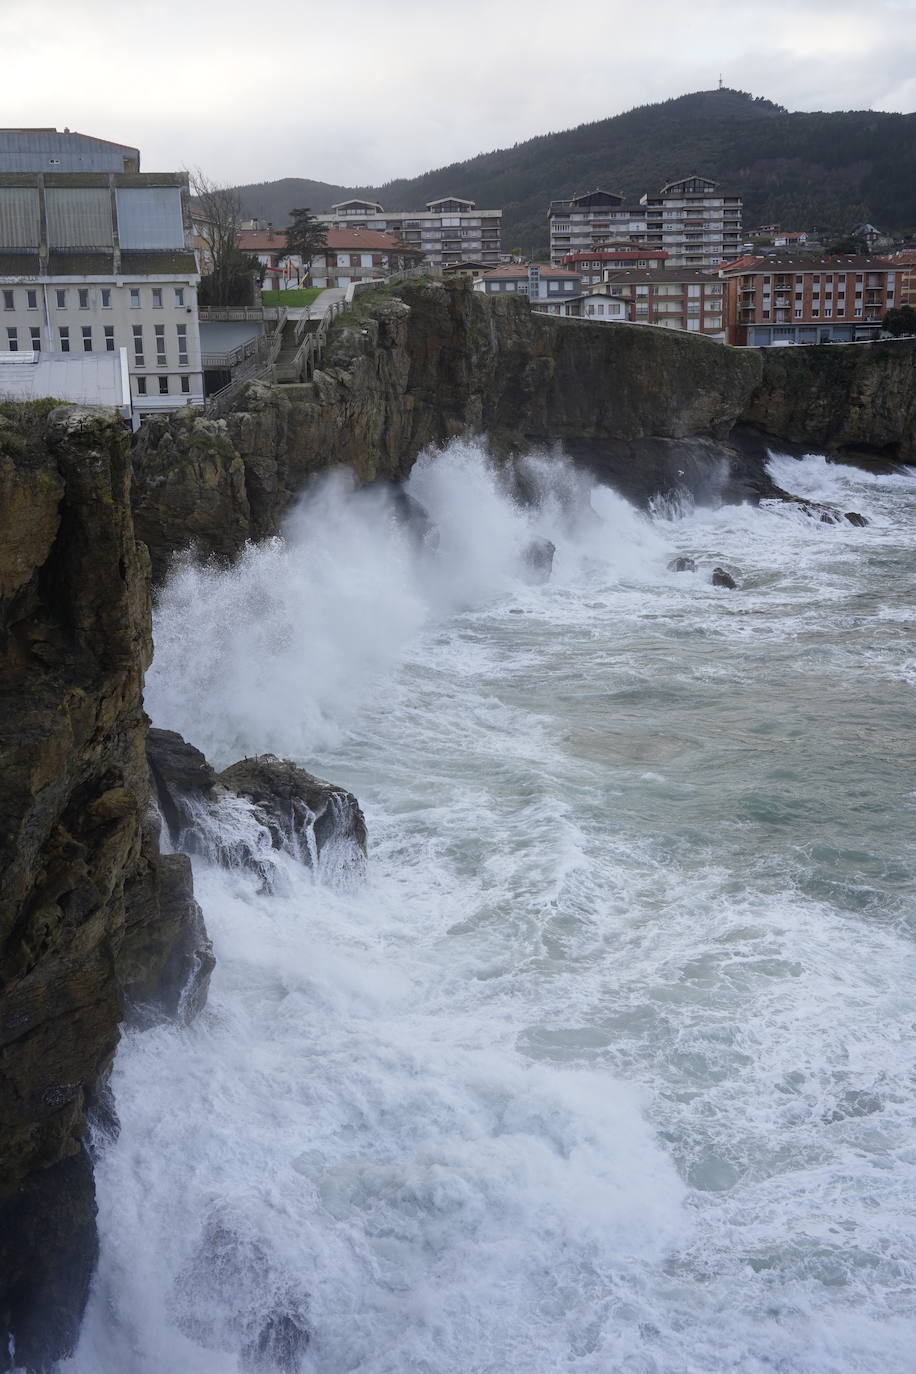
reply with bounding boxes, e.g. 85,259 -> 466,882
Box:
234,89 -> 916,257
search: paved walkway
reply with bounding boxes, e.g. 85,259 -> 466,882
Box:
306,287 -> 347,320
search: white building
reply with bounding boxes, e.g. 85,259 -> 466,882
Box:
473,263 -> 583,313
316,197 -> 501,271
0,171 -> 203,414
0,347 -> 131,416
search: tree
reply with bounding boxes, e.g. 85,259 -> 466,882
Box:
882,304 -> 916,336
285,207 -> 327,283
189,169 -> 259,307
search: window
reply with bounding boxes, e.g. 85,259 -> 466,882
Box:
82,325 -> 92,351
137,376 -> 147,395
854,307 -> 863,317
101,288 -> 112,308
177,323 -> 188,364
78,288 -> 90,309
59,326 -> 70,352
30,326 -> 41,348
824,309 -> 832,319
155,323 -> 166,366
180,375 -> 190,394
152,288 -> 163,308
158,375 -> 169,395
2,290 -> 13,310
794,309 -> 803,318
56,289 -> 67,308
104,325 -> 114,351
132,324 -> 143,365
6,326 -> 18,350
26,289 -> 37,309
174,287 -> 184,306
130,288 -> 141,308
811,309 -> 819,319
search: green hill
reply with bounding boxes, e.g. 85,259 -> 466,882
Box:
233,89 -> 916,257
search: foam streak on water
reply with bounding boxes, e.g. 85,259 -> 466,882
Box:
68,443 -> 916,1374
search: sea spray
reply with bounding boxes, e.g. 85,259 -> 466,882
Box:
68,442 -> 916,1373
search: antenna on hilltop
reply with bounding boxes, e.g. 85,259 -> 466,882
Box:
718,73 -> 723,90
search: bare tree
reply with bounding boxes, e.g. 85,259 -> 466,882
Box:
188,169 -> 255,307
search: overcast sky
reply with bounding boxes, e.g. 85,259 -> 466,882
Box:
3,0 -> 915,188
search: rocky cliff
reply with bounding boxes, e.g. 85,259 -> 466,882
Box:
132,282 -> 916,583
0,406 -> 211,1372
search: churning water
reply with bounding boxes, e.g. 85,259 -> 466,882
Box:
66,443 -> 916,1374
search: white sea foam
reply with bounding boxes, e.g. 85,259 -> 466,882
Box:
67,443 -> 916,1374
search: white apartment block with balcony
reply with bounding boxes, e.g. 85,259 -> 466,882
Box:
0,171 -> 203,415
549,178 -> 742,270
548,190 -> 649,265
316,197 -> 501,271
639,176 -> 742,269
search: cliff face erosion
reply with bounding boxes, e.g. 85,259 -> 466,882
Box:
2,283 -> 915,1369
0,408 -> 212,1372
132,281 -> 916,581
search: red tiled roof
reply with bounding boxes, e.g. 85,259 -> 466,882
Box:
238,229 -> 288,253
324,228 -> 421,252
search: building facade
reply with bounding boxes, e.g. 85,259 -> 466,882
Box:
473,263 -> 583,312
0,171 -> 203,414
560,247 -> 668,288
548,178 -> 742,270
316,197 -> 501,271
639,177 -> 742,269
0,128 -> 140,173
595,267 -> 727,338
721,255 -> 900,345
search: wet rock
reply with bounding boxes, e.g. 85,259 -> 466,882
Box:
520,536 -> 556,584
360,480 -> 439,550
146,727 -> 217,845
217,755 -> 367,866
668,555 -> 696,572
711,566 -> 737,589
845,510 -> 868,527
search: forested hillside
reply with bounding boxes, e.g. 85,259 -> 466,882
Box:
234,89 -> 916,257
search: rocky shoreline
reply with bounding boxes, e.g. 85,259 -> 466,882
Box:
1,283 -> 913,1369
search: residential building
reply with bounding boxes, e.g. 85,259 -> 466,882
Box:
237,226 -> 304,290
0,128 -> 139,173
549,178 -> 742,270
310,228 -> 424,288
473,263 -> 583,312
548,190 -> 648,265
639,176 -> 742,269
883,248 -> 916,307
577,294 -> 630,323
560,246 -> 668,288
720,255 -> 900,345
773,231 -> 808,248
594,267 -> 727,338
0,171 -> 203,413
316,197 -> 501,271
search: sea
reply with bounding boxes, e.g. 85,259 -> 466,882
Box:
63,440 -> 916,1374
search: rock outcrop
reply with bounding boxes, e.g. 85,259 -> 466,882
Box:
131,283 -> 765,581
0,406 -> 210,1371
147,729 -> 368,882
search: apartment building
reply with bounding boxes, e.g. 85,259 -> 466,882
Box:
548,190 -> 648,265
639,176 -> 742,269
0,170 -> 202,414
720,255 -> 900,345
473,263 -> 583,313
548,177 -> 742,270
0,128 -> 140,173
560,246 -> 668,288
595,268 -> 726,338
882,248 -> 916,307
316,197 -> 501,271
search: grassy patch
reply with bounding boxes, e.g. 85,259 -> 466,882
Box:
261,288 -> 322,307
